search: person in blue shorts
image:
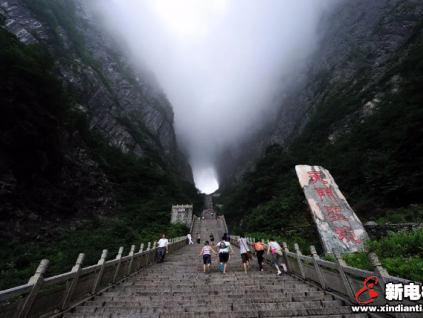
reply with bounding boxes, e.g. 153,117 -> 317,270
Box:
198,241 -> 217,273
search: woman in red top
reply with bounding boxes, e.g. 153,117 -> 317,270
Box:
253,238 -> 265,271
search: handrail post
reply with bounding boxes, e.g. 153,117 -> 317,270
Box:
127,245 -> 135,276
310,246 -> 326,289
333,249 -> 355,302
146,242 -> 151,267
136,243 -> 144,271
369,253 -> 405,318
92,249 -> 108,295
15,259 -> 49,318
294,244 -> 306,279
281,242 -> 291,272
60,253 -> 84,311
152,241 -> 157,263
112,247 -> 124,284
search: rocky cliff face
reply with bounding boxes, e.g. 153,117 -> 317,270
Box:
216,0 -> 423,190
0,0 -> 193,241
0,0 -> 193,183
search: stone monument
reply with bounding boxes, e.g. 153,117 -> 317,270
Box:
295,165 -> 369,253
171,204 -> 193,227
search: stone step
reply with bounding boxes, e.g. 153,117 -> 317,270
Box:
82,300 -> 343,311
96,292 -> 328,301
64,313 -> 367,318
93,294 -> 333,304
74,301 -> 346,315
84,295 -> 336,308
129,277 -> 297,282
62,217 -> 367,318
102,287 -> 319,297
117,282 -> 314,289
116,286 -> 319,294
157,307 -> 360,318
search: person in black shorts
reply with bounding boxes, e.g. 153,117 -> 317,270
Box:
210,233 -> 215,246
215,236 -> 234,274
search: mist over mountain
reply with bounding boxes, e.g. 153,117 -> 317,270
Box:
1,0 -> 423,290
93,0 -> 337,193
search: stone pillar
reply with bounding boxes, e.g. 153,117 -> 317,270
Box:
333,249 -> 355,302
112,247 -> 124,284
15,259 -> 49,318
294,244 -> 306,279
126,245 -> 135,276
310,246 -> 325,289
295,165 -> 369,254
61,253 -> 84,311
92,250 -> 107,294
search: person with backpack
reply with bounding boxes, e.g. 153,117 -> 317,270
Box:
215,236 -> 234,274
198,241 -> 217,273
267,238 -> 283,275
253,238 -> 265,271
238,234 -> 251,274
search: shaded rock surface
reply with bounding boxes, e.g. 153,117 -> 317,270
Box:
216,0 -> 423,190
0,0 -> 193,240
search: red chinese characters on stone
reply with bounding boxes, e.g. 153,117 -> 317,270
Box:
307,171 -> 328,184
335,226 -> 362,243
325,206 -> 349,222
315,188 -> 338,203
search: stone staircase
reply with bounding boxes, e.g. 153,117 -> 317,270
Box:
61,215 -> 369,318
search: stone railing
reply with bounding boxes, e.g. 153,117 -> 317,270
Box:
0,236 -> 187,318
217,207 -> 422,318
230,234 -> 422,318
189,214 -> 195,235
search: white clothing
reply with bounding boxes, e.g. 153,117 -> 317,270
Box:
238,238 -> 250,254
187,234 -> 194,244
217,241 -> 230,253
158,238 -> 169,247
269,241 -> 281,252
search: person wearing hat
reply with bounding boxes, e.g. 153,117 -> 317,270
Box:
198,241 -> 217,273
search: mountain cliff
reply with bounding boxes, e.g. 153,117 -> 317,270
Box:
0,0 -> 196,243
216,0 -> 423,191
217,0 -> 423,231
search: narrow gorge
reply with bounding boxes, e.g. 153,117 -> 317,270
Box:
1,0 -> 423,291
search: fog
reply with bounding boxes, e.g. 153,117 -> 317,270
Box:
94,0 -> 336,193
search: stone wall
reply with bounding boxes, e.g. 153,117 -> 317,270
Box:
364,223 -> 423,241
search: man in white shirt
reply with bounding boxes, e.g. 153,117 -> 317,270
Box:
187,233 -> 194,244
156,234 -> 169,263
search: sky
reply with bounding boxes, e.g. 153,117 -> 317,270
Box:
95,0 -> 336,194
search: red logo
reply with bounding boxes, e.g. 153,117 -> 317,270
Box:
355,276 -> 379,304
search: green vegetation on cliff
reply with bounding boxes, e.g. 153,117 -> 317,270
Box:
221,40 -> 423,243
218,35 -> 423,281
0,25 -> 202,290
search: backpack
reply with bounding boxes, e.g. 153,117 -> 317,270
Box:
219,241 -> 227,249
255,242 -> 264,251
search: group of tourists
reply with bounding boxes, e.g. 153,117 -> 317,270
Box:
159,232 -> 286,275
198,233 -> 287,275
